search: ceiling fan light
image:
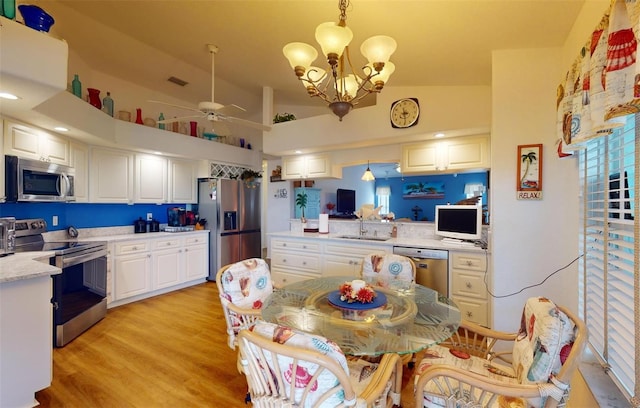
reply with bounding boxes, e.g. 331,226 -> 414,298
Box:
360,35 -> 397,66
283,42 -> 318,74
315,22 -> 353,59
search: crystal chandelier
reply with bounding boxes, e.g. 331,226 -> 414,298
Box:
282,0 -> 397,121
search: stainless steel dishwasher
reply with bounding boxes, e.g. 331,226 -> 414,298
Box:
393,246 -> 449,296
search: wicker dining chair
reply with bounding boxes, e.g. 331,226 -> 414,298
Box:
216,258 -> 273,350
413,297 -> 588,408
237,321 -> 403,407
361,252 -> 416,291
361,252 -> 417,367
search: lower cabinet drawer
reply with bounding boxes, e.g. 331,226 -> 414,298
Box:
452,296 -> 488,327
451,271 -> 488,299
115,241 -> 149,255
271,270 -> 315,287
271,251 -> 320,273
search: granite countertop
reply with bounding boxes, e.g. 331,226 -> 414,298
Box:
268,231 -> 486,252
0,251 -> 60,283
1,228 -> 209,284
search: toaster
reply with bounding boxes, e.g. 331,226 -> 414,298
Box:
0,217 -> 16,257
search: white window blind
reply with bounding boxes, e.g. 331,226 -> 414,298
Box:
376,186 -> 391,215
578,115 -> 638,402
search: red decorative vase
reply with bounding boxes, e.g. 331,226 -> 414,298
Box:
135,108 -> 144,124
190,121 -> 198,137
87,88 -> 101,110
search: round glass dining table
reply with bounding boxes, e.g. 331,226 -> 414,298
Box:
261,276 -> 461,357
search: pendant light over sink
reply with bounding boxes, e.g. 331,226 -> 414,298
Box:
361,161 -> 375,181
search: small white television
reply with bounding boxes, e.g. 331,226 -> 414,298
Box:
434,204 -> 483,241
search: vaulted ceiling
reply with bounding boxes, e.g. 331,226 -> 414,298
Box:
34,0 -> 585,117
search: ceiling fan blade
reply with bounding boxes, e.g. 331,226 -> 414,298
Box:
158,114 -> 203,124
215,103 -> 247,115
148,100 -> 202,113
222,115 -> 272,131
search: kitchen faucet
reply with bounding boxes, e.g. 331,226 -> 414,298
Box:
359,217 -> 367,236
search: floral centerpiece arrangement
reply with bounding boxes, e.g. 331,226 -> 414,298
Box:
339,279 -> 376,304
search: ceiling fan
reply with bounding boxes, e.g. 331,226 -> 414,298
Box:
150,44 -> 271,132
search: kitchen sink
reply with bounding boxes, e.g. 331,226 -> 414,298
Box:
337,235 -> 390,242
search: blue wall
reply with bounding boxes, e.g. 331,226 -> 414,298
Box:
310,166 -> 487,221
0,202 -> 188,231
376,172 -> 488,221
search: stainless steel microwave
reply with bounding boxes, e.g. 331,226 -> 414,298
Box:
5,155 -> 76,202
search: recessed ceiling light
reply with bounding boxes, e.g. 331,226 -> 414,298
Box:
153,151 -> 163,155
294,150 -> 302,154
0,92 -> 19,100
434,133 -> 445,138
54,127 -> 69,132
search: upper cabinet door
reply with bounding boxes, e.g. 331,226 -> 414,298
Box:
169,159 -> 197,203
282,154 -> 339,179
135,154 -> 168,204
3,120 -> 70,165
402,135 -> 489,174
90,147 -> 134,203
69,142 -> 89,203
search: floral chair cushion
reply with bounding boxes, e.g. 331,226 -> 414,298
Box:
219,258 -> 273,309
511,297 -> 576,385
362,253 -> 415,290
251,321 -> 381,408
415,344 -> 519,408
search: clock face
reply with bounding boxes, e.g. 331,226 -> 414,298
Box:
390,98 -> 420,128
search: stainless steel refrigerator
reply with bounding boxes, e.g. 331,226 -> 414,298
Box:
198,178 -> 261,281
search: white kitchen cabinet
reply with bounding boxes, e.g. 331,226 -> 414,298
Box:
402,135 -> 489,174
450,250 -> 489,326
110,232 -> 209,307
69,142 -> 89,202
183,235 -> 208,281
135,153 -> 168,203
0,276 -> 52,408
281,154 -> 341,179
3,120 -> 69,164
114,240 -> 152,300
152,237 -> 182,289
169,158 -> 197,203
322,242 -> 389,277
90,147 -> 134,203
270,238 -> 322,286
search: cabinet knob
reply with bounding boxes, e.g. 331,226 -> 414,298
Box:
147,254 -> 151,258
465,282 -> 472,289
302,261 -> 306,265
185,248 -> 188,252
166,242 -> 171,246
466,261 -> 473,266
132,246 -> 137,250
466,311 -> 473,318
303,245 -> 307,249
283,259 -> 287,263
282,243 -> 287,247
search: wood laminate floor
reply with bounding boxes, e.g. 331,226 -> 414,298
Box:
35,281 -> 598,407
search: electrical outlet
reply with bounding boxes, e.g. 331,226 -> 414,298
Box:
147,213 -> 153,221
52,215 -> 59,226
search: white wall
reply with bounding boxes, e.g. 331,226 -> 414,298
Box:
490,47 -> 579,330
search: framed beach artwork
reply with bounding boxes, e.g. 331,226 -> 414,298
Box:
517,144 -> 543,200
402,181 -> 445,199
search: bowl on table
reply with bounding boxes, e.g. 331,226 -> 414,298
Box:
18,5 -> 55,32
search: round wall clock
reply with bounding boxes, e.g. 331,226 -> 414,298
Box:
390,98 -> 420,128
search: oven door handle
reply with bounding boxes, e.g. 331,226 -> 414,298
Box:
59,248 -> 108,268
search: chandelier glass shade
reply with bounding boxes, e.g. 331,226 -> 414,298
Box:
282,0 -> 397,121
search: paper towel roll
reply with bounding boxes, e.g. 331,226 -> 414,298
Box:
319,214 -> 329,234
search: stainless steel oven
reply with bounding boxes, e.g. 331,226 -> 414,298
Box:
15,219 -> 107,347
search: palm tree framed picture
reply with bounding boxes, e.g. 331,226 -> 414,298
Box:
517,144 -> 543,200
